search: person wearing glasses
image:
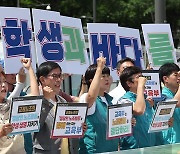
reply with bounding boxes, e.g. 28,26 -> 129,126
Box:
35,61 -> 84,154
118,66 -> 167,149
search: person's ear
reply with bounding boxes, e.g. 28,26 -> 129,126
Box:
39,76 -> 46,85
126,80 -> 134,88
163,76 -> 168,84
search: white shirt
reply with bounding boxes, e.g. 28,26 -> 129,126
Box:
109,82 -> 126,105
79,93 -> 108,116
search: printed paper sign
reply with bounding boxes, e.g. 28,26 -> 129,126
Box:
142,24 -> 177,69
51,103 -> 87,138
142,70 -> 161,100
0,7 -> 36,74
148,100 -> 177,133
9,96 -> 43,135
107,102 -> 133,139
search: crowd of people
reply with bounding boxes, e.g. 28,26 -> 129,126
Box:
0,56 -> 179,154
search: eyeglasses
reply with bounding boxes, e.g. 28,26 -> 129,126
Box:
47,73 -> 62,80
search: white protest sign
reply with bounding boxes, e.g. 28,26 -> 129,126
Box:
107,102 -> 133,139
142,70 -> 161,100
148,100 -> 177,133
142,24 -> 177,70
87,23 -> 119,80
117,27 -> 145,70
51,103 -> 87,138
9,96 -> 43,135
87,23 -> 145,80
60,16 -> 89,74
0,7 -> 36,74
32,9 -> 66,68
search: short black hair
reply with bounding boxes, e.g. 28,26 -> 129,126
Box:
85,64 -> 110,88
120,66 -> 142,91
116,57 -> 135,70
36,61 -> 62,84
159,63 -> 179,83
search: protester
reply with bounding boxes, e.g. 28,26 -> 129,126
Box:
35,61 -> 84,154
0,58 -> 39,154
0,60 -> 33,154
159,63 -> 180,144
79,56 -> 119,153
118,66 -> 165,149
109,57 -> 135,104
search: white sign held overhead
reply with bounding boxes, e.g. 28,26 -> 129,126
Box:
0,7 -> 36,74
142,24 -> 177,69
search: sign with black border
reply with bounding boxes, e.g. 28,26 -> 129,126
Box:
107,102 -> 133,139
9,95 -> 43,135
142,70 -> 162,100
51,103 -> 88,138
148,100 -> 177,133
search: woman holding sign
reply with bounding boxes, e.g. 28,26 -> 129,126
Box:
0,58 -> 39,154
79,56 -> 119,153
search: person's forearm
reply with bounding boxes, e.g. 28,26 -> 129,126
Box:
29,67 -> 39,96
86,67 -> 102,107
7,82 -> 24,101
133,85 -> 146,115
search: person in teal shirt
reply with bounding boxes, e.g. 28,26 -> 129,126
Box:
118,66 -> 164,149
79,57 -> 119,153
159,63 -> 180,144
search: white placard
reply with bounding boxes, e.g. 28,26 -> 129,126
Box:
142,24 -> 177,69
9,96 -> 43,135
142,70 -> 162,100
32,9 -> 66,68
148,100 -> 177,133
0,7 -> 36,74
87,23 -> 145,80
107,102 -> 133,139
60,16 -> 89,74
51,103 -> 87,138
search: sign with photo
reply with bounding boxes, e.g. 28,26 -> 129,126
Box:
51,103 -> 88,138
107,102 -> 133,139
9,96 -> 43,135
148,100 -> 177,133
142,70 -> 162,100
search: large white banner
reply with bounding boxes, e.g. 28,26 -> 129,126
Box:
0,7 -> 36,74
60,16 -> 89,74
32,9 -> 66,69
32,9 -> 89,74
87,23 -> 145,80
142,24 -> 177,69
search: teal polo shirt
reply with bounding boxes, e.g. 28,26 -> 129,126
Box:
162,87 -> 180,144
79,93 -> 119,154
119,91 -> 163,150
